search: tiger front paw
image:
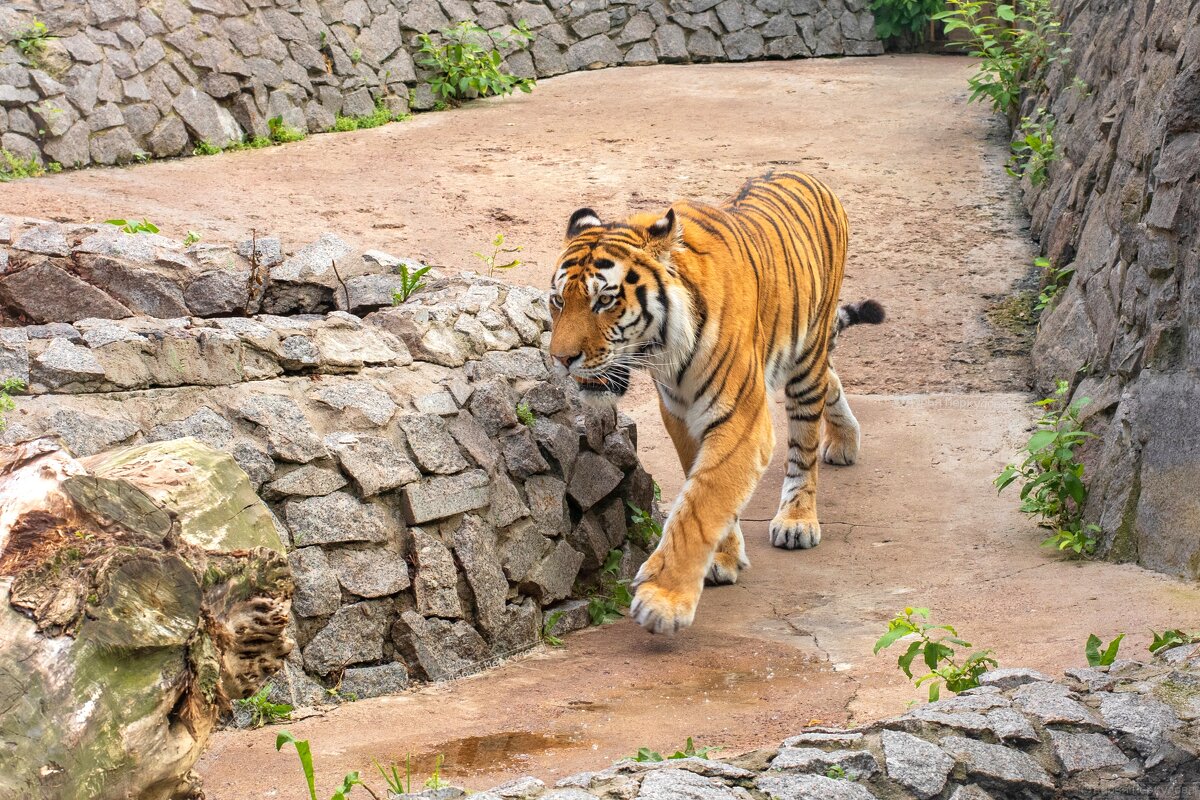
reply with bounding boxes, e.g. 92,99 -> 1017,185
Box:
630,560 -> 700,634
769,514 -> 821,549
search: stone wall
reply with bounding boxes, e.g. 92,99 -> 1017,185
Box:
0,216 -> 658,704
457,646 -> 1200,800
0,0 -> 881,169
1020,0 -> 1200,579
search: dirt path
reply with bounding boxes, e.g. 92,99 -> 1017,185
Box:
9,54 -> 1199,798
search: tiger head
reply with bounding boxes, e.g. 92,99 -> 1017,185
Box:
548,206 -> 691,403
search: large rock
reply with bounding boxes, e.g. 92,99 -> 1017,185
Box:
302,601 -> 388,676
0,438 -> 292,800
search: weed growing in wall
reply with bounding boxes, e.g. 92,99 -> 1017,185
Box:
0,149 -> 49,182
391,262 -> 433,304
1007,110 -> 1058,186
417,20 -> 536,104
1033,256 -> 1074,312
474,233 -> 523,277
0,378 -> 25,432
1085,634 -> 1124,666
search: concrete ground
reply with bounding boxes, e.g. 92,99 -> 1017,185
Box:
7,54 -> 1198,799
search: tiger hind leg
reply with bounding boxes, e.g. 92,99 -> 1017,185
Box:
707,519 -> 749,585
819,366 -> 861,466
770,363 -> 829,550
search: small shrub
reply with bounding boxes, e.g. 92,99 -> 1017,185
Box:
1085,633 -> 1124,667
541,610 -> 565,647
995,380 -> 1098,555
183,231 -> 201,247
0,377 -> 25,432
375,756 -> 413,794
587,548 -> 632,625
390,261 -> 433,304
474,233 -> 522,277
105,218 -> 160,234
826,765 -> 849,780
626,502 -> 662,550
1150,629 -> 1199,654
874,607 -> 998,702
268,115 -> 306,143
934,0 -> 1069,114
275,731 -> 364,800
350,48 -> 362,64
193,140 -> 222,156
235,684 -> 293,728
417,20 -> 535,104
631,737 -> 719,763
0,148 -> 46,182
869,0 -> 945,42
1007,110 -> 1058,186
1033,256 -> 1075,312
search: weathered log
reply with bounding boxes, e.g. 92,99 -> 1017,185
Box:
0,436 -> 293,800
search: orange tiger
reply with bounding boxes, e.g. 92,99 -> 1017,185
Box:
547,171 -> 884,633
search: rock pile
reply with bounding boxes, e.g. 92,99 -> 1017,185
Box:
463,648 -> 1200,799
0,222 -> 657,702
0,0 -> 882,169
1019,0 -> 1200,579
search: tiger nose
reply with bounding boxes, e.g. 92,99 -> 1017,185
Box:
552,352 -> 580,369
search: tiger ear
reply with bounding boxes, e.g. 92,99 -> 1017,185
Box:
567,208 -> 602,240
646,209 -> 679,255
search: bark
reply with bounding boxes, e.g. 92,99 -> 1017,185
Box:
0,436 -> 294,800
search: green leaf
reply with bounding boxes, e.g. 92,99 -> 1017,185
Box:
874,626 -> 911,654
275,731 -> 318,800
1100,633 -> 1125,666
897,640 -> 922,678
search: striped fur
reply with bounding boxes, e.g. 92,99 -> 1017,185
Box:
548,171 -> 883,634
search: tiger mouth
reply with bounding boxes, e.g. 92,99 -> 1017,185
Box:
573,364 -> 631,396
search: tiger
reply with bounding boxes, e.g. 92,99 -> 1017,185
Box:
547,170 -> 884,634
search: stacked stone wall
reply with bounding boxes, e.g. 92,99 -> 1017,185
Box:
1018,0 -> 1200,579
0,0 -> 881,169
465,649 -> 1200,800
0,216 -> 656,703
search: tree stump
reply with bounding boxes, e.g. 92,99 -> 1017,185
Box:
0,436 -> 294,800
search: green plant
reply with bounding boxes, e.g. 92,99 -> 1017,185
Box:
333,99 -> 410,132
268,115 -> 306,143
193,139 -> 222,156
183,231 -> 201,247
474,233 -> 523,277
0,378 -> 26,432
0,148 -> 46,182
1085,633 -> 1124,667
1070,76 -> 1091,96
424,754 -> 446,790
105,218 -> 160,234
933,0 -> 1068,114
1033,256 -> 1075,312
874,607 -> 998,701
13,18 -> 56,65
390,261 -> 433,304
869,0 -> 945,41
516,402 -> 536,427
826,765 -> 848,780
995,380 -> 1098,555
1007,110 -> 1058,186
631,737 -> 719,763
275,731 -> 372,800
374,756 -> 412,795
417,20 -> 535,104
626,502 -> 662,550
235,684 -> 293,727
541,610 -> 565,647
47,161 -> 63,173
1150,629 -> 1200,654
350,48 -> 362,63
587,549 -> 632,625
325,687 -> 359,703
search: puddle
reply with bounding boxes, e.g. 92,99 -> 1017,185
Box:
384,731 -> 578,778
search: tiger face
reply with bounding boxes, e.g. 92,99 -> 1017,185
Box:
547,206 -> 681,401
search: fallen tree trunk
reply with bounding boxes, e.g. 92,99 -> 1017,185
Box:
0,436 -> 294,800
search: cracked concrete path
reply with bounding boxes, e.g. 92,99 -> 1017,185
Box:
197,392 -> 1200,797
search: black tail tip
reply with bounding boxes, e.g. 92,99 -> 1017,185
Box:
855,299 -> 885,325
